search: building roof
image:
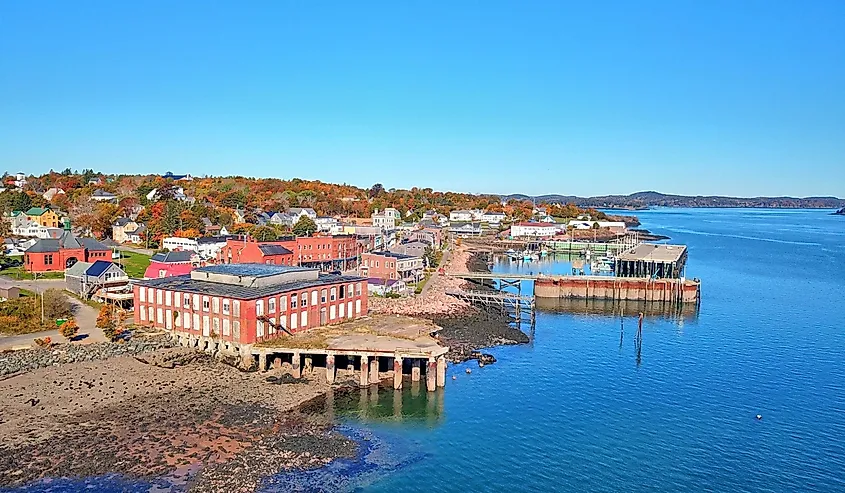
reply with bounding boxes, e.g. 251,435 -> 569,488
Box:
367,278 -> 400,287
616,244 -> 687,263
114,217 -> 133,226
151,251 -> 194,263
514,221 -> 556,227
136,271 -> 364,300
92,189 -> 116,197
258,244 -> 293,256
367,251 -> 421,260
125,224 -> 147,235
198,264 -> 313,278
25,207 -> 51,216
87,260 -> 117,277
65,261 -> 94,277
288,207 -> 316,215
80,237 -> 111,251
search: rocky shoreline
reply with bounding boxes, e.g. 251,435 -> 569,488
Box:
0,345 -> 356,492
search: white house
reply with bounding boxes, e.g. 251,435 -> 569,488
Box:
287,207 -> 317,222
511,222 -> 558,238
161,237 -> 199,252
147,187 -> 189,202
567,220 -> 627,233
315,216 -> 339,232
450,210 -> 481,222
91,189 -> 117,202
196,236 -> 229,260
372,208 -> 401,231
12,172 -> 27,188
42,187 -> 65,201
481,211 -> 506,225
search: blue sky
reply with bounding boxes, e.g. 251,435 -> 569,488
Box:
1,1 -> 843,197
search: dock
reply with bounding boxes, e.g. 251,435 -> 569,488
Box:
169,315 -> 449,392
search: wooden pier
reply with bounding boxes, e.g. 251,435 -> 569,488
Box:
446,289 -> 536,324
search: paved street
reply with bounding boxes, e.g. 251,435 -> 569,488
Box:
0,277 -> 104,350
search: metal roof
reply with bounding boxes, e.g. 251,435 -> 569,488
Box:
65,261 -> 93,277
616,244 -> 687,263
368,251 -> 420,260
151,251 -> 193,263
197,263 -> 314,277
258,244 -> 293,256
136,272 -> 364,300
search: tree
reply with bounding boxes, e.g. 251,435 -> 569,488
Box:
292,216 -> 317,237
368,183 -> 384,198
58,319 -> 79,340
251,225 -> 279,242
42,289 -> 72,321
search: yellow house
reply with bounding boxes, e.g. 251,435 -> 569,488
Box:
25,207 -> 61,228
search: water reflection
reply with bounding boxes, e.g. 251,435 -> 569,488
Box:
319,384 -> 446,427
536,297 -> 699,324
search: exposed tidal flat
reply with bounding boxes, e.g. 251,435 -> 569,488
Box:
3,208 -> 844,492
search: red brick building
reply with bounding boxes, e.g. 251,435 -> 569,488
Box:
216,237 -> 295,265
360,251 -> 425,283
24,231 -> 111,272
216,235 -> 360,271
143,251 -> 196,279
134,264 -> 368,345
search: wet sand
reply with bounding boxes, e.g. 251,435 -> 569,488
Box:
0,347 -> 355,492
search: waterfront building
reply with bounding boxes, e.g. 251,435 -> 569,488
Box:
360,251 -> 424,284
134,264 -> 368,344
511,222 -> 557,238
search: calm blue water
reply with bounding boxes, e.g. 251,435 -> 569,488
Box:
8,209 -> 845,492
302,208 -> 845,492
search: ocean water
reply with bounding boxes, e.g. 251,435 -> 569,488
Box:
300,208 -> 845,493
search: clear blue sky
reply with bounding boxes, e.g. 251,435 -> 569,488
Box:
1,1 -> 843,197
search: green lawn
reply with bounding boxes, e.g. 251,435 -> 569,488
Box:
114,251 -> 151,278
0,266 -> 65,280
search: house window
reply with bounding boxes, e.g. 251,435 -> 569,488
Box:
233,300 -> 240,317
212,297 -> 219,313
290,295 -> 297,309
175,293 -> 181,307
301,311 -> 308,328
339,285 -> 345,299
222,318 -> 230,336
268,298 -> 276,313
202,297 -> 210,311
290,312 -> 297,330
339,303 -> 345,318
311,290 -> 317,305
156,308 -> 163,325
45,254 -> 53,265
355,299 -> 361,314
280,296 -> 287,311
321,289 -> 327,303
355,282 -> 362,296
148,306 -> 154,322
348,284 -> 354,298
184,295 -> 191,309
174,312 -> 181,327
156,290 -> 163,305
330,305 -> 336,320
212,318 -> 220,335
330,287 -> 336,301
280,314 -> 287,330
222,299 -> 230,315
165,291 -> 172,306
192,294 -> 200,310
257,319 -> 264,338
300,293 -> 307,307
256,300 -> 264,316
139,288 -> 145,303
233,320 -> 240,338
140,307 -> 146,321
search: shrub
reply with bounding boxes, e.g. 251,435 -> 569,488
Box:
96,305 -> 113,329
58,319 -> 79,340
34,337 -> 53,348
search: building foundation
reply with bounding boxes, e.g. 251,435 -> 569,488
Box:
426,358 -> 437,392
436,356 -> 446,388
326,354 -> 336,384
359,356 -> 369,387
411,360 -> 421,382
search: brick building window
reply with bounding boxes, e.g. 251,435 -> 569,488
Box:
268,297 -> 276,313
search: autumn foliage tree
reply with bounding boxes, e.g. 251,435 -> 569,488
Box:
58,319 -> 79,340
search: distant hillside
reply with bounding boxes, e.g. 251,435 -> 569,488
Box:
501,191 -> 845,209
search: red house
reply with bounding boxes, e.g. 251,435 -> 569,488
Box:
144,251 -> 196,279
133,264 -> 368,345
24,231 -> 111,272
216,237 -> 295,265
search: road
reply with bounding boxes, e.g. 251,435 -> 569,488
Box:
0,277 -> 104,350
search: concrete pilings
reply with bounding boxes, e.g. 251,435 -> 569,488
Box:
359,356 -> 369,387
411,360 -> 421,382
436,356 -> 446,388
326,354 -> 336,384
369,358 -> 379,384
393,357 -> 403,390
426,358 -> 437,392
304,356 -> 313,375
291,352 -> 301,379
